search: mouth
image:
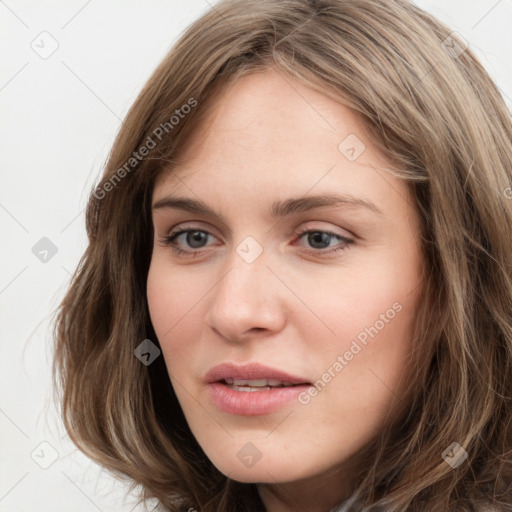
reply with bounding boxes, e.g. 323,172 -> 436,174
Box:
204,362 -> 313,415
220,378 -> 306,392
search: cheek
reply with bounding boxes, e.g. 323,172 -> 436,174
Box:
305,247 -> 422,403
295,246 -> 420,350
146,256 -> 196,335
319,268 -> 421,427
146,259 -> 207,374
147,265 -> 174,340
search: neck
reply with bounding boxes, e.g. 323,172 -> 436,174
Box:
256,464 -> 355,512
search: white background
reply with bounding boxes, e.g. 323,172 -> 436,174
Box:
1,1 -> 511,510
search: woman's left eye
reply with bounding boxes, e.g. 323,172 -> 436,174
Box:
161,227 -> 354,257
294,229 -> 354,255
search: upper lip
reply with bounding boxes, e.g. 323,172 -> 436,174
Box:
204,362 -> 311,385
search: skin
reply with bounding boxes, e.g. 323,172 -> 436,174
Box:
147,68 -> 424,512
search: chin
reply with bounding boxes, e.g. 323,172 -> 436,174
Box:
218,465 -> 300,484
205,448 -> 317,484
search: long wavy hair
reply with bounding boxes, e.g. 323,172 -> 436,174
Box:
53,0 -> 512,510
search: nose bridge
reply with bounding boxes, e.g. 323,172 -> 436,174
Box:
215,242 -> 269,311
206,238 -> 284,337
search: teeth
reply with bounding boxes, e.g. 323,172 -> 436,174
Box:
228,385 -> 273,392
223,378 -> 297,388
236,378 -> 268,387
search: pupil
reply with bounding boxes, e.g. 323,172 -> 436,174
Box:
308,232 -> 330,249
187,231 -> 207,248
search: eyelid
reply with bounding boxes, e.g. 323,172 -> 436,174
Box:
293,221 -> 355,240
165,220 -> 353,240
166,221 -> 222,238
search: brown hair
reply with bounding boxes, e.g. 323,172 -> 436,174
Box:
53,0 -> 512,510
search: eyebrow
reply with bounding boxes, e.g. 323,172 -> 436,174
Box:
152,193 -> 385,220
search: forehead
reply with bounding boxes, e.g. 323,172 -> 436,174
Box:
154,69 -> 414,222
174,69 -> 369,163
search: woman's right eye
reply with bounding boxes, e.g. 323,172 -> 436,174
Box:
162,229 -> 217,257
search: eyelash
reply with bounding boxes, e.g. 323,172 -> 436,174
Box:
161,226 -> 354,258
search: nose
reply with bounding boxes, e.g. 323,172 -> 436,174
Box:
204,244 -> 287,343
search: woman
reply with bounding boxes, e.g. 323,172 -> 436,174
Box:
53,0 -> 512,510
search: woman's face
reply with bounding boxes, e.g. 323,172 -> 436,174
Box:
147,69 -> 424,504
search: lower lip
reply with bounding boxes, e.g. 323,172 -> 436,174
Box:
207,382 -> 312,416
